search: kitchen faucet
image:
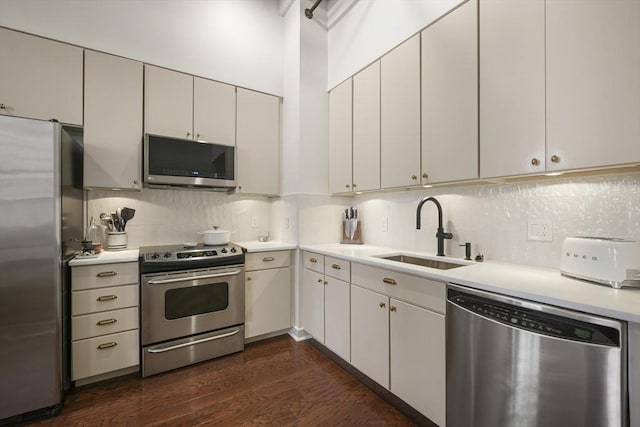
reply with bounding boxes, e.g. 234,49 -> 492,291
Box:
416,196 -> 453,256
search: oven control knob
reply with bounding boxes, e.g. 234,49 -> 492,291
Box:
163,252 -> 172,258
221,248 -> 228,253
230,247 -> 237,253
204,251 -> 216,256
177,253 -> 188,259
151,252 -> 160,259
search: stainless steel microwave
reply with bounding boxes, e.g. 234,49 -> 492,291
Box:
143,134 -> 236,190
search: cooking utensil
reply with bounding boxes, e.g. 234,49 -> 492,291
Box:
199,226 -> 230,245
120,207 -> 136,231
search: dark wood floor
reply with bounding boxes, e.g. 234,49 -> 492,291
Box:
28,336 -> 418,426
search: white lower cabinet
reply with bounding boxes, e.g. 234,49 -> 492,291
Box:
324,276 -> 351,362
350,262 -> 446,426
245,251 -> 292,339
70,262 -> 139,383
302,266 -> 326,343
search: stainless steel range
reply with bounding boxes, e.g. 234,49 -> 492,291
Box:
139,243 -> 245,377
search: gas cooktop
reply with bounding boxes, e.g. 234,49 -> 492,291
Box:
139,243 -> 245,273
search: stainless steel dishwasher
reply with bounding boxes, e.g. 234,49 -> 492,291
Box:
446,284 -> 627,427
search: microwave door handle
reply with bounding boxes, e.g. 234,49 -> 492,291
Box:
148,269 -> 243,285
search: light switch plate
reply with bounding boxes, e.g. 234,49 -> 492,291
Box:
528,220 -> 552,242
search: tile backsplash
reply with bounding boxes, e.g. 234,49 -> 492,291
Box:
88,173 -> 640,270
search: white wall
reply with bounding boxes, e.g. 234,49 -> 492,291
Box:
327,0 -> 463,88
0,0 -> 284,95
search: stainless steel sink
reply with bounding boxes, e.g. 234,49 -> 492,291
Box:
377,254 -> 466,270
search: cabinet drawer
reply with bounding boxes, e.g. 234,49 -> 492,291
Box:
72,307 -> 139,341
351,263 -> 445,314
303,251 -> 324,273
72,329 -> 139,380
325,256 -> 350,282
246,250 -> 291,271
72,262 -> 138,290
72,284 -> 139,315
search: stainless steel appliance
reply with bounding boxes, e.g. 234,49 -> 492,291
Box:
0,116 -> 83,422
447,284 -> 627,427
139,243 -> 245,377
561,236 -> 640,288
143,134 -> 236,190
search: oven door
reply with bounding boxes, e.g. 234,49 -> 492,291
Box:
141,265 -> 244,346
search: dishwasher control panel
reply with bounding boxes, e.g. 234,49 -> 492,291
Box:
448,291 -> 620,347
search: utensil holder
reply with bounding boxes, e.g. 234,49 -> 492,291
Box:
107,232 -> 127,250
341,219 -> 363,244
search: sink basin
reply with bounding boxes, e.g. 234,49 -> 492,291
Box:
376,254 -> 466,270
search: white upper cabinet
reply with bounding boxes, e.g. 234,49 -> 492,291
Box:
144,64 -> 193,139
236,88 -> 281,196
479,0 -> 546,178
328,78 -> 353,194
0,28 -> 83,125
546,0 -> 640,172
84,50 -> 143,189
381,34 -> 422,189
193,77 -> 236,146
421,0 -> 478,184
353,61 -> 381,192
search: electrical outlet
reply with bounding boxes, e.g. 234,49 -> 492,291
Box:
528,220 -> 552,242
381,217 -> 388,232
251,216 -> 258,228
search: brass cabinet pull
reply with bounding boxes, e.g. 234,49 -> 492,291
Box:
0,104 -> 6,110
324,281 -> 328,285
317,278 -> 323,283
97,295 -> 117,302
422,173 -> 428,179
262,256 -> 275,262
186,131 -> 191,137
196,133 -> 201,139
309,257 -> 318,263
550,154 -> 560,163
382,278 -> 397,285
531,158 -> 540,166
96,271 -> 117,278
97,342 -> 118,350
345,184 -> 350,188
352,183 -> 357,188
379,302 -> 386,308
411,174 -> 418,181
331,264 -> 341,270
247,276 -> 252,281
390,306 -> 397,312
96,318 -> 117,326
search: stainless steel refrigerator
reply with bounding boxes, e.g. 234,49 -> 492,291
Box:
0,115 -> 83,422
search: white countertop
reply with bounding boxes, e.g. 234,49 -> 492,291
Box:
300,243 -> 640,324
69,249 -> 139,266
235,240 -> 297,253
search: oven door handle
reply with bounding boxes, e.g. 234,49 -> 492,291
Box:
147,269 -> 243,285
146,328 -> 241,353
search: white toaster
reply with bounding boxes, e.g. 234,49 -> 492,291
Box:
560,237 -> 640,289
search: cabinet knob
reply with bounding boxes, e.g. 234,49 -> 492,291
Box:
0,103 -> 5,110
411,174 -> 418,181
390,306 -> 397,312
247,276 -> 252,281
550,155 -> 560,163
379,302 -> 386,308
531,158 -> 540,166
352,183 -> 357,188
186,131 -> 191,137
317,278 -> 322,283
196,133 -> 201,139
97,342 -> 118,350
324,281 -> 328,286
133,179 -> 139,185
345,184 -> 350,189
422,173 -> 428,180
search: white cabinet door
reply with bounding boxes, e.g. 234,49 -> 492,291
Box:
350,284 -> 389,388
390,298 -> 445,426
381,34 -> 421,189
329,78 -> 353,194
546,0 -> 640,172
302,268 -> 325,343
84,50 -> 143,189
144,64 -> 193,139
421,0 -> 478,184
479,0 -> 545,178
324,276 -> 350,362
236,88 -> 280,195
193,77 -> 236,146
0,28 -> 82,125
245,267 -> 291,339
353,61 -> 381,192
